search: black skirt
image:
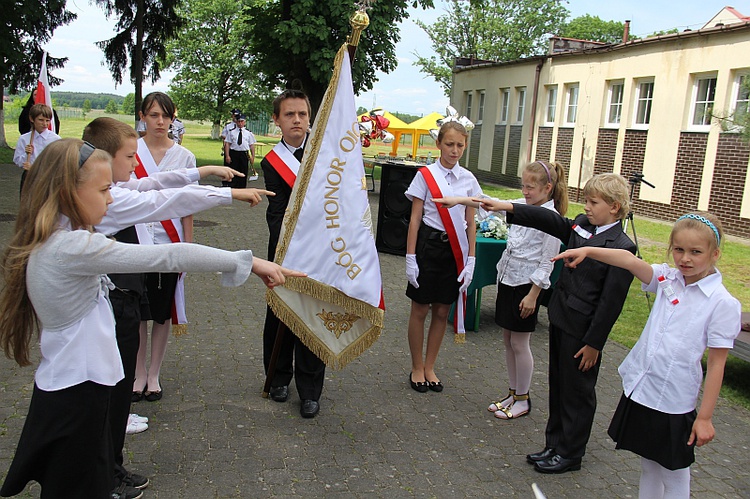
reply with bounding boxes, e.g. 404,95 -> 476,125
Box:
406,224 -> 460,305
495,282 -> 542,333
608,392 -> 696,470
1,382 -> 114,498
142,272 -> 179,323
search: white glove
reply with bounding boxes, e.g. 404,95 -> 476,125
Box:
458,256 -> 476,294
406,254 -> 420,288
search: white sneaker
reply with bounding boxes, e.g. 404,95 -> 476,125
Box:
130,413 -> 148,424
248,174 -> 259,181
126,417 -> 148,435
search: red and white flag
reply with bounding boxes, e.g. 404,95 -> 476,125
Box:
35,51 -> 55,134
267,43 -> 385,369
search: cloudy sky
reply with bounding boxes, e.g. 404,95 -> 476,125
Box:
44,1 -> 741,116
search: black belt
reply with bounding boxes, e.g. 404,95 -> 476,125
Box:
421,224 -> 450,243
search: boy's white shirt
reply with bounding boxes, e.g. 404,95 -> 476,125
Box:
13,128 -> 61,168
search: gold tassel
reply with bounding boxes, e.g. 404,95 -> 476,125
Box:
454,333 -> 465,344
172,323 -> 188,337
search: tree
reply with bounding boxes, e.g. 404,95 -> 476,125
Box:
82,99 -> 92,118
245,0 -> 434,115
94,0 -> 183,125
121,93 -> 136,115
106,99 -> 119,114
165,0 -> 274,138
414,0 -> 569,95
0,1 -> 75,148
560,15 -> 631,44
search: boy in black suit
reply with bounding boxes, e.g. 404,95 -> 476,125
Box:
260,89 -> 325,419
436,173 -> 635,473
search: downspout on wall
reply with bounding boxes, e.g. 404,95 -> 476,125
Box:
527,59 -> 546,162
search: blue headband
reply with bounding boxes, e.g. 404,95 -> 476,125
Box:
677,214 -> 720,245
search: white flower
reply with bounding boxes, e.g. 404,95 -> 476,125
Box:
475,214 -> 508,240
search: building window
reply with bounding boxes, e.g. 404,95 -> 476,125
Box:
566,84 -> 579,124
691,75 -> 717,127
634,80 -> 654,126
607,82 -> 624,125
546,86 -> 557,124
516,87 -> 526,123
734,74 -> 750,123
499,88 -> 510,123
477,91 -> 485,123
465,92 -> 473,121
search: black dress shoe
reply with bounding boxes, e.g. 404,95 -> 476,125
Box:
409,374 -> 428,393
427,380 -> 443,392
526,447 -> 555,464
300,400 -> 320,418
534,454 -> 582,474
269,386 -> 289,402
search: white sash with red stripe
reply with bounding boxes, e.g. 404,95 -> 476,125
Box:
135,140 -> 188,329
419,164 -> 470,335
265,141 -> 300,189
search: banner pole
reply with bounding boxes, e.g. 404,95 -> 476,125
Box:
262,320 -> 288,398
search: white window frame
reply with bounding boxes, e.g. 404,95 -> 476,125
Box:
499,88 -> 510,124
565,84 -> 579,125
690,74 -> 717,130
545,86 -> 557,124
633,79 -> 654,129
606,81 -> 624,126
515,87 -> 526,123
477,90 -> 485,124
732,72 -> 750,128
465,91 -> 473,122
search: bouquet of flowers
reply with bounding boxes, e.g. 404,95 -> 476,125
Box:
476,214 -> 508,240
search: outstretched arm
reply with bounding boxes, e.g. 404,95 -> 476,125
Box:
689,347 -> 729,447
552,247 -> 653,284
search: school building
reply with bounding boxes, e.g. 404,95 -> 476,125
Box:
451,7 -> 750,237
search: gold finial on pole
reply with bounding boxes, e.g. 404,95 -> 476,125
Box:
348,11 -> 370,48
347,1 -> 372,48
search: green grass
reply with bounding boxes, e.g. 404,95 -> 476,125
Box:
482,183 -> 750,409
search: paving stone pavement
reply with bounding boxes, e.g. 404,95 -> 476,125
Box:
0,165 -> 749,498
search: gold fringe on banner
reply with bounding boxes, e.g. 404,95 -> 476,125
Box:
266,289 -> 382,369
172,323 -> 188,337
454,333 -> 466,344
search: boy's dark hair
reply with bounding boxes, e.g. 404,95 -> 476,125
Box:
272,89 -> 311,118
82,117 -> 138,157
29,104 -> 52,121
141,92 -> 176,119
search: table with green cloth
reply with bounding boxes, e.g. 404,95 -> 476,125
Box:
450,235 -> 563,332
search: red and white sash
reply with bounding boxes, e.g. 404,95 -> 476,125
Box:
135,140 -> 188,329
419,164 -> 470,335
265,141 -> 301,188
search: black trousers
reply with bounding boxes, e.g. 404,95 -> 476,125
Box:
262,306 -> 325,401
108,290 -> 142,472
223,149 -> 248,189
544,323 -> 602,459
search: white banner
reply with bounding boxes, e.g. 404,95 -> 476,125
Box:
268,44 -> 384,369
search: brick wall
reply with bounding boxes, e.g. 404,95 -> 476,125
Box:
536,127 -> 553,162
709,133 -> 750,236
555,128 -> 574,173
490,125 -> 507,173
467,125 -> 482,169
594,129 -> 618,175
